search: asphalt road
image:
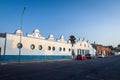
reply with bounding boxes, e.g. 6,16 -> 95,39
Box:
0,55 -> 120,80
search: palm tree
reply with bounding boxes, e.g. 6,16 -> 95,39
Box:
69,35 -> 76,59
69,35 -> 76,47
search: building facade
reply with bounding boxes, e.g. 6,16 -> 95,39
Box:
0,29 -> 95,60
92,44 -> 111,57
74,39 -> 96,57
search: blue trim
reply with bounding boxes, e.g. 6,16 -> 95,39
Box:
0,55 -> 71,61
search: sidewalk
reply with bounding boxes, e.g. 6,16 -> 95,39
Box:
0,58 -> 72,65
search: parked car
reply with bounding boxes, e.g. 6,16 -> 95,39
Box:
85,54 -> 96,59
76,55 -> 87,60
85,54 -> 91,59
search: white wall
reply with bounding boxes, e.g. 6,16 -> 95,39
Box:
4,29 -> 96,57
5,34 -> 71,56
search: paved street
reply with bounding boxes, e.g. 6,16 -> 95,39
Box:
0,55 -> 120,80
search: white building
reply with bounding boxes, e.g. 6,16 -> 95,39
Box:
74,38 -> 96,57
0,29 -> 95,60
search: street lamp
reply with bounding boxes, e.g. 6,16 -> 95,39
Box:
17,6 -> 26,62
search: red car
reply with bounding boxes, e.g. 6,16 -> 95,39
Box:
76,55 -> 87,60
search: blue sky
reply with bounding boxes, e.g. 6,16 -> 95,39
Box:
0,0 -> 120,47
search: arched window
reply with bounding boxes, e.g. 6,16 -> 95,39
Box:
59,47 -> 62,51
63,48 -> 65,51
31,44 -> 35,50
69,48 -> 71,52
48,46 -> 51,51
38,45 -> 42,50
52,46 -> 55,51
